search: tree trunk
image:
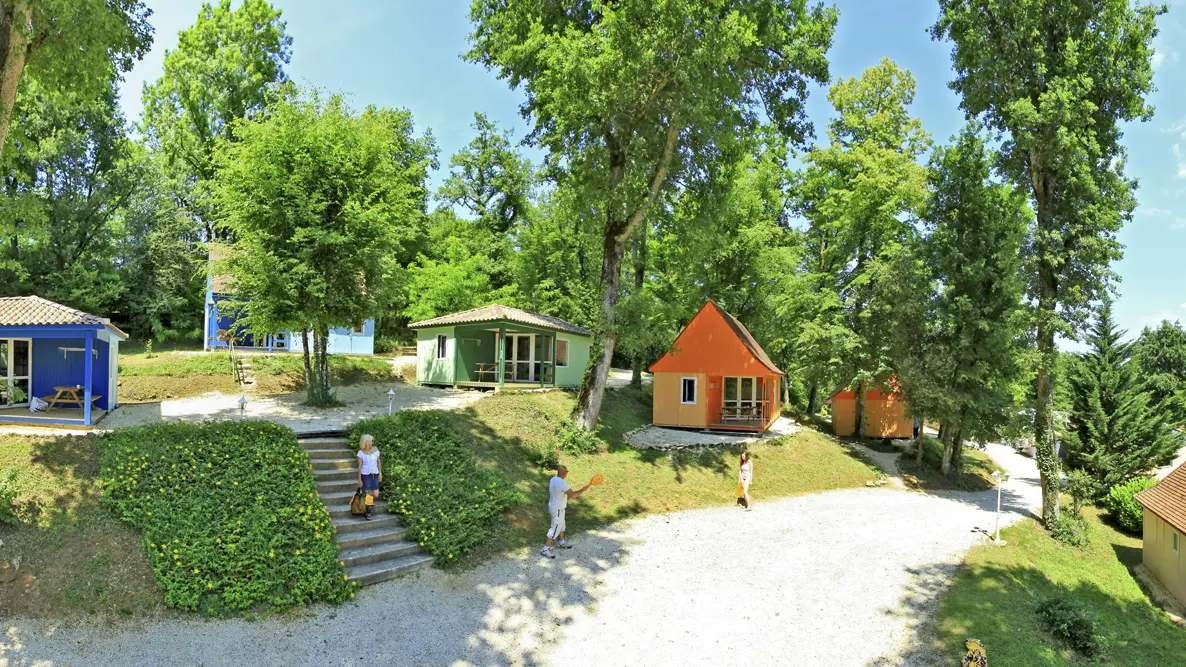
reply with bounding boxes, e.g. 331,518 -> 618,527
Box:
301,327 -> 315,404
854,381 -> 867,439
629,222 -> 647,388
915,414 -> 926,465
807,383 -> 818,417
940,426 -> 956,477
952,429 -> 965,476
1031,150 -> 1061,526
0,1 -> 32,163
304,324 -> 334,406
573,114 -> 681,431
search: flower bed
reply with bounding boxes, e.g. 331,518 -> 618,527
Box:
349,411 -> 519,562
100,421 -> 353,614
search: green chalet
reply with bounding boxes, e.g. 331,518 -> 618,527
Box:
409,305 -> 592,389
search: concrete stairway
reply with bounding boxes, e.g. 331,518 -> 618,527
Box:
299,435 -> 433,585
237,356 -> 257,388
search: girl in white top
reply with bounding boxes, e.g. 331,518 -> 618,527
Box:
357,434 -> 382,520
739,450 -> 753,511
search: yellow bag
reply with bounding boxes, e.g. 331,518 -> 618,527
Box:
349,488 -> 368,515
735,483 -> 743,497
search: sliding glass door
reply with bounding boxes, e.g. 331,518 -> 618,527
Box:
0,339 -> 32,407
722,376 -> 765,420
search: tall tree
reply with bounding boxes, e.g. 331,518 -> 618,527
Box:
214,92 -> 436,405
1065,300 -> 1183,491
918,126 -> 1029,475
141,0 -> 291,239
794,58 -> 930,434
468,0 -> 837,430
0,0 -> 150,160
1133,319 -> 1186,411
932,0 -> 1163,523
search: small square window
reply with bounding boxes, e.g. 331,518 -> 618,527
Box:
352,324 -> 366,334
556,339 -> 569,367
436,335 -> 447,360
681,377 -> 697,404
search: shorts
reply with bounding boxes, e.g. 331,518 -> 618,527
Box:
546,507 -> 566,539
361,473 -> 380,492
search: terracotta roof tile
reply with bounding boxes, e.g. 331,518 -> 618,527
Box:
408,304 -> 591,336
0,295 -> 128,339
1137,463 -> 1186,534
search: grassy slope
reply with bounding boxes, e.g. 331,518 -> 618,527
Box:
0,435 -> 161,618
451,387 -> 880,559
897,435 -> 1004,492
936,506 -> 1186,665
117,351 -> 397,402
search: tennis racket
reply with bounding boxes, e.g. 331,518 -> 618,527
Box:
589,473 -> 605,486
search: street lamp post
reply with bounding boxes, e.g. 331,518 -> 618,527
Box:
238,395 -> 248,422
387,388 -> 395,415
992,470 -> 1010,546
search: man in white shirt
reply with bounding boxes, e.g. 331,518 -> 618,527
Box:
541,465 -> 591,559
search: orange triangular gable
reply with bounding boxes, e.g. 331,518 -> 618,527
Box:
649,301 -> 783,376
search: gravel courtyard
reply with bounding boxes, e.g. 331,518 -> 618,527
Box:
1,444 -> 1040,666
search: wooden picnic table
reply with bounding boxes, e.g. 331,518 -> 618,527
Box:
474,362 -> 499,382
45,386 -> 101,410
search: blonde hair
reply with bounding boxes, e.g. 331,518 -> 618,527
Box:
359,434 -> 375,449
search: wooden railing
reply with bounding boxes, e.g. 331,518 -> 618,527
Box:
718,402 -> 768,425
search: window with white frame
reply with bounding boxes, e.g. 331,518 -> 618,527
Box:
556,339 -> 569,367
680,377 -> 697,404
436,334 -> 448,359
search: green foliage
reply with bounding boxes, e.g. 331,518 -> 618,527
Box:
554,420 -> 601,456
349,411 -> 520,562
1064,468 -> 1100,515
1104,476 -> 1156,534
214,90 -> 435,405
1036,597 -> 1101,656
1065,302 -> 1182,492
99,421 -> 353,614
1048,513 -> 1089,548
932,0 -> 1163,525
468,0 -> 837,430
1133,319 -> 1186,410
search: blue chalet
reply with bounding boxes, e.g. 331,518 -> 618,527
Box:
0,296 -> 127,427
202,244 -> 375,355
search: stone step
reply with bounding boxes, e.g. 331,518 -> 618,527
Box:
346,553 -> 434,586
306,448 -> 354,460
314,469 -> 356,483
337,524 -> 408,549
311,458 -> 356,471
328,502 -> 387,519
298,437 -> 351,447
317,479 -> 359,495
332,513 -> 401,535
339,540 -> 422,568
319,488 -> 364,502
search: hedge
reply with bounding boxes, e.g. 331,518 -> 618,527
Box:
349,411 -> 519,562
100,421 -> 354,614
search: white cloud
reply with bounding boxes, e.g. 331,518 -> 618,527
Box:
1140,310 -> 1182,326
1175,144 -> 1186,179
1154,51 -> 1167,67
1180,303 -> 1186,309
1140,206 -> 1173,217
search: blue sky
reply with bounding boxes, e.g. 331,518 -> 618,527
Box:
118,1 -> 1186,345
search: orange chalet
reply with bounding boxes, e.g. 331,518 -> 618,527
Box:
829,382 -> 913,438
649,301 -> 783,432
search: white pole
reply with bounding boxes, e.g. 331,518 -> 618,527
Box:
387,388 -> 395,415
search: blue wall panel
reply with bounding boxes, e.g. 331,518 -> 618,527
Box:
30,338 -> 111,410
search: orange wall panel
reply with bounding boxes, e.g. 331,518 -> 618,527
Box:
652,372 -> 707,428
832,397 -> 856,436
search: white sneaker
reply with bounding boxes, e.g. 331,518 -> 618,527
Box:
556,540 -> 573,549
540,547 -> 555,559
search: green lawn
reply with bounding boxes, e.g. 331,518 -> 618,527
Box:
897,435 -> 1004,492
116,350 -> 398,401
0,435 -> 162,618
935,506 -> 1186,664
449,388 -> 881,560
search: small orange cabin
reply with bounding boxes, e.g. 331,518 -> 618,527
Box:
830,383 -> 913,438
649,301 -> 783,432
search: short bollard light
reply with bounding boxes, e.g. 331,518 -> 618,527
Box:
238,395 -> 248,422
387,388 -> 396,414
992,470 -> 1010,546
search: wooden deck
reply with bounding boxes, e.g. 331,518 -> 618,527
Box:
707,419 -> 769,432
0,405 -> 108,428
454,381 -> 552,391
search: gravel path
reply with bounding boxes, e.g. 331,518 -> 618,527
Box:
1,443 -> 1040,667
628,417 -> 799,449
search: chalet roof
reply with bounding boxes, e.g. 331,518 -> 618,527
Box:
408,304 -> 592,336
1138,462 -> 1186,534
0,295 -> 128,339
709,302 -> 783,375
